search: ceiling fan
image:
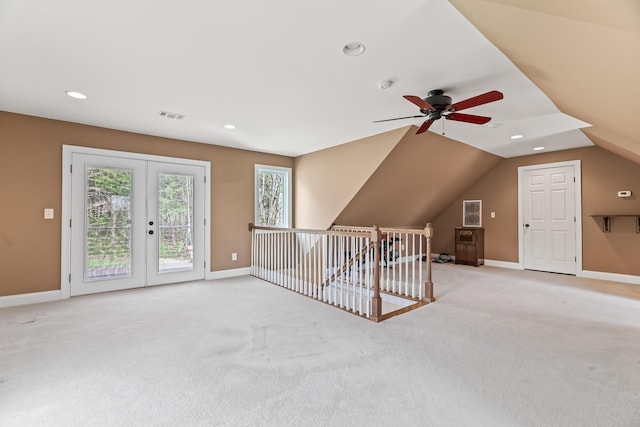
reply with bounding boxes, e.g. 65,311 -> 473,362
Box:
374,89 -> 504,134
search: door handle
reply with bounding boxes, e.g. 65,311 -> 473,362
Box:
524,224 -> 530,228
148,230 -> 154,235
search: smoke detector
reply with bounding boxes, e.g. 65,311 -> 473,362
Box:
379,80 -> 393,90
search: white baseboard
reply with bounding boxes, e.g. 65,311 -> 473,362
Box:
1,269 -> 253,308
484,259 -> 522,270
206,267 -> 251,280
579,270 -> 640,285
432,255 -> 521,270
0,290 -> 62,308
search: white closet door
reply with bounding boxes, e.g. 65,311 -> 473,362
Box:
523,165 -> 576,274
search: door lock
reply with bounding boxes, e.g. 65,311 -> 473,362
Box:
148,230 -> 154,235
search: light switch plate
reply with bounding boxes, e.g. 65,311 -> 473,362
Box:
490,211 -> 496,218
44,208 -> 54,219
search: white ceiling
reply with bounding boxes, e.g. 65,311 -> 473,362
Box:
0,0 -> 593,157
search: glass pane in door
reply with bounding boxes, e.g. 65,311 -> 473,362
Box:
157,173 -> 194,273
85,167 -> 133,280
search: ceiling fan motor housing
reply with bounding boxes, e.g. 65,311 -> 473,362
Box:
427,111 -> 443,121
425,89 -> 452,111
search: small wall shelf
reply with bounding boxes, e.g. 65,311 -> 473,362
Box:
590,215 -> 640,233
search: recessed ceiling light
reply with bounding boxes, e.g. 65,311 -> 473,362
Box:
510,134 -> 524,140
343,42 -> 366,56
223,124 -> 236,130
533,146 -> 545,151
66,91 -> 87,100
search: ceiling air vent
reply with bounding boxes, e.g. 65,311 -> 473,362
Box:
158,110 -> 186,120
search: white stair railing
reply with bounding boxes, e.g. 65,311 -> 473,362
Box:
331,225 -> 434,302
250,223 -> 434,321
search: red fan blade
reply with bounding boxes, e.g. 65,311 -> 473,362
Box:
449,90 -> 503,112
403,95 -> 433,110
415,120 -> 434,134
446,113 -> 492,125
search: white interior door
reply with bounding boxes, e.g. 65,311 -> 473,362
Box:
522,164 -> 576,274
70,153 -> 206,296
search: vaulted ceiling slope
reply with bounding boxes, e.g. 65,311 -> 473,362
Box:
451,0 -> 640,165
0,0 -> 614,159
333,128 -> 502,228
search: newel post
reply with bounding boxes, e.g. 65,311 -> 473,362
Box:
424,223 -> 435,302
371,225 -> 382,321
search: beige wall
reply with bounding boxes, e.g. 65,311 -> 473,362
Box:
3,110 -> 639,298
294,127 -> 408,229
334,128 -> 502,227
432,146 -> 640,276
0,112 -> 293,297
451,0 -> 640,165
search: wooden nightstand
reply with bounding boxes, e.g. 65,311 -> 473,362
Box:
454,227 -> 484,267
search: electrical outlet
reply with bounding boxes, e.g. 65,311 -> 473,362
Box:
44,208 -> 54,219
490,211 -> 496,219
231,252 -> 237,261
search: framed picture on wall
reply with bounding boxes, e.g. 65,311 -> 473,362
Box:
463,200 -> 482,227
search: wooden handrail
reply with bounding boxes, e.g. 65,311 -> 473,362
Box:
332,224 -> 428,235
424,222 -> 434,302
371,225 -> 382,321
250,223 -> 371,238
321,241 -> 374,289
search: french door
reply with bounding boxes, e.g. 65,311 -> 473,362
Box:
69,152 -> 206,296
521,163 -> 577,275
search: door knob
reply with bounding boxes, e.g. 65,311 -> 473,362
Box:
524,224 -> 530,228
148,230 -> 154,235
149,221 -> 154,226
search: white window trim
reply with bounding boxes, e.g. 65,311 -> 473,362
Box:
254,164 -> 292,228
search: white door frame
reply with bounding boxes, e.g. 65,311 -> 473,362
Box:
61,145 -> 211,299
517,160 -> 583,275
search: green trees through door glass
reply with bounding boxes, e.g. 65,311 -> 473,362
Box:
85,167 -> 133,279
85,168 -> 196,279
158,173 -> 194,273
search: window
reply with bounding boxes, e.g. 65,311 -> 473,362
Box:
255,165 -> 292,228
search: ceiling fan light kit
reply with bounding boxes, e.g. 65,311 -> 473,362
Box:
374,89 -> 504,134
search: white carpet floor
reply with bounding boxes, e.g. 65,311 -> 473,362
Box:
1,263 -> 639,426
